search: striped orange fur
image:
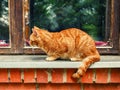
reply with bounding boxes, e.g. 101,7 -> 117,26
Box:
30,26 -> 100,78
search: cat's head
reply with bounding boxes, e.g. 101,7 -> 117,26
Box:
29,26 -> 43,47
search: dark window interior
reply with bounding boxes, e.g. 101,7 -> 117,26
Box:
0,0 -> 9,47
29,0 -> 106,41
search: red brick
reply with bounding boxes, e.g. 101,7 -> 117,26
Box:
20,84 -> 36,90
81,69 -> 93,83
24,69 -> 35,83
0,84 -> 36,90
37,69 -> 48,83
110,69 -> 120,83
0,84 -> 8,90
0,69 -> 8,83
66,69 -> 77,83
40,84 -> 81,90
10,69 -> 21,83
84,84 -> 120,90
51,69 -> 63,83
95,69 -> 108,83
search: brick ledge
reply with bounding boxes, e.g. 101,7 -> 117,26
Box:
0,55 -> 119,68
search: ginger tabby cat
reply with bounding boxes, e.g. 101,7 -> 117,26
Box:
30,26 -> 100,78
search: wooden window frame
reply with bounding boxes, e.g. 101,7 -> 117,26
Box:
0,0 -> 119,55
0,0 -> 24,54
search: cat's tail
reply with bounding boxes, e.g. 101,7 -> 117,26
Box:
72,54 -> 100,78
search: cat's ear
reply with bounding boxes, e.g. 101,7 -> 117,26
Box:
32,28 -> 38,36
34,26 -> 40,30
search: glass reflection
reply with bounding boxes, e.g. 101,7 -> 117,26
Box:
0,0 -> 9,47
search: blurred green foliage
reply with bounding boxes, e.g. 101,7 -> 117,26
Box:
31,0 -> 106,40
0,0 -> 106,42
0,0 -> 9,41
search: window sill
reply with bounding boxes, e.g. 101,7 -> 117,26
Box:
0,55 -> 119,68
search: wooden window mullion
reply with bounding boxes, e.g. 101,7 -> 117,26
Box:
10,0 -> 24,54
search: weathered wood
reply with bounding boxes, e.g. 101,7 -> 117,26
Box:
10,0 -> 23,54
112,0 -> 120,50
23,48 -> 45,55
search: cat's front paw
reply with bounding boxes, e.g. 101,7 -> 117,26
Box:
70,58 -> 78,61
46,56 -> 57,61
70,58 -> 82,61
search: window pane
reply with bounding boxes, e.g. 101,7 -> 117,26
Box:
0,0 -> 9,47
24,0 -> 107,46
